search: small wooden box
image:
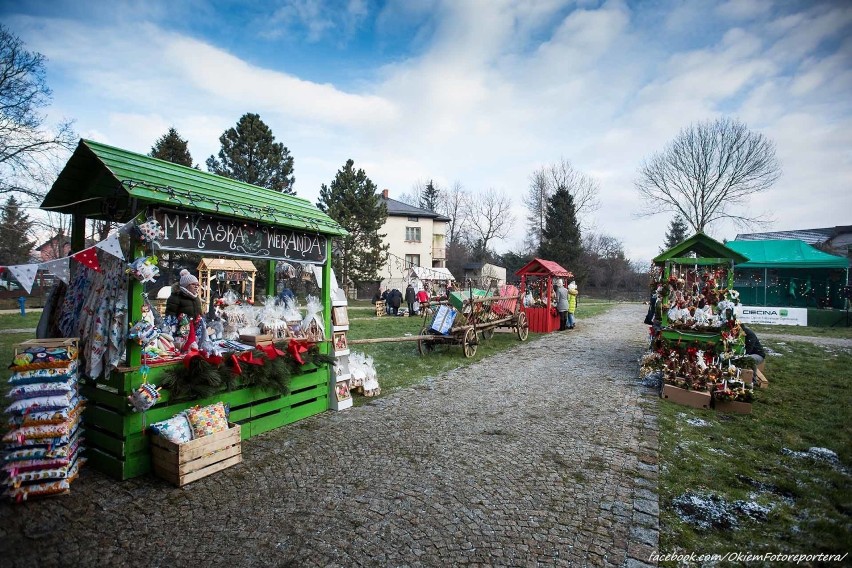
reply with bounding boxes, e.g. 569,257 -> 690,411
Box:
239,334 -> 273,347
150,423 -> 242,487
754,369 -> 769,388
662,384 -> 711,409
713,399 -> 753,414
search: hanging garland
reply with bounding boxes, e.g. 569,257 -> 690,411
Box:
161,341 -> 335,401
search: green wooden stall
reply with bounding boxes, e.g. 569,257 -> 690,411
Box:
40,139 -> 346,479
653,233 -> 749,349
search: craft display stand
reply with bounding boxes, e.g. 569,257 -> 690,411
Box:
652,233 -> 752,411
330,300 -> 353,411
39,139 -> 346,480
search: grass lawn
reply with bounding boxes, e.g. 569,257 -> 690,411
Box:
658,335 -> 852,561
748,322 -> 852,340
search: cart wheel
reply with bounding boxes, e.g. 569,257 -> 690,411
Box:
516,312 -> 529,341
418,327 -> 434,356
480,327 -> 495,340
463,328 -> 478,358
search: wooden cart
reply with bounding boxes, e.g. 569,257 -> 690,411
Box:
417,288 -> 529,357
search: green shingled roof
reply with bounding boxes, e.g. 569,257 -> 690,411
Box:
41,139 -> 345,236
653,232 -> 749,265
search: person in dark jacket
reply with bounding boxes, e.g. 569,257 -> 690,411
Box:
742,325 -> 766,365
388,288 -> 402,316
165,269 -> 203,319
405,284 -> 416,316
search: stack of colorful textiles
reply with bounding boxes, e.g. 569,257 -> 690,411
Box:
3,340 -> 85,502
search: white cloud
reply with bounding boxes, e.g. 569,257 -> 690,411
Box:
4,0 -> 852,267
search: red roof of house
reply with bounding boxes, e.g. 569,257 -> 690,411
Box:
515,258 -> 573,277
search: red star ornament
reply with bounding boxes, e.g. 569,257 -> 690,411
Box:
72,248 -> 102,272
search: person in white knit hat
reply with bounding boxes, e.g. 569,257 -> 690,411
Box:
165,269 -> 203,319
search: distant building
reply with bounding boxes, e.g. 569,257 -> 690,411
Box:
36,234 -> 71,262
378,189 -> 450,293
463,262 -> 507,289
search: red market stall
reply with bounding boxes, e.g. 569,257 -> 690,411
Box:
516,258 -> 573,333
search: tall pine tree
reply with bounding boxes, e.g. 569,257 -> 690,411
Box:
539,186 -> 582,275
150,127 -> 193,166
662,215 -> 689,251
206,113 -> 295,194
420,179 -> 441,211
0,196 -> 34,265
317,159 -> 389,288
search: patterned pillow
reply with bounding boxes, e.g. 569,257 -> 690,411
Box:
148,413 -> 193,444
185,402 -> 229,438
7,379 -> 76,400
4,392 -> 76,415
8,362 -> 78,385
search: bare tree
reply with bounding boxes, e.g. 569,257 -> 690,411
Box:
465,188 -> 514,257
0,25 -> 75,200
397,179 -> 427,207
524,158 -> 601,251
441,181 -> 470,246
634,117 -> 780,232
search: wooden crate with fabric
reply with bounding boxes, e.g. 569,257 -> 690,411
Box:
151,423 -> 242,487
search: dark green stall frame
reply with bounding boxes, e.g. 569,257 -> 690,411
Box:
41,139 -> 346,479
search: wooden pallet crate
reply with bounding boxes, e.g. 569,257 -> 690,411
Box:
82,367 -> 329,479
150,423 -> 242,487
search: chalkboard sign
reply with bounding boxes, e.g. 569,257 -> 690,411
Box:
154,209 -> 327,264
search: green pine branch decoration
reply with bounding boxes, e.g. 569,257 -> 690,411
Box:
161,342 -> 335,402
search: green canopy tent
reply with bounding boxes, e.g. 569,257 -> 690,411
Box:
727,239 -> 849,308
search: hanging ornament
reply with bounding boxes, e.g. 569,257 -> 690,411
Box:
128,382 -> 161,413
41,257 -> 71,284
134,217 -> 165,244
127,256 -> 160,283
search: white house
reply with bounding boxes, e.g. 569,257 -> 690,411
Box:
379,189 -> 452,292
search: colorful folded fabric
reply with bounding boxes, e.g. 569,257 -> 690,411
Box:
3,432 -> 82,462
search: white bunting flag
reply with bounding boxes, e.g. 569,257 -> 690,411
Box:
95,233 -> 125,260
7,264 -> 38,294
41,257 -> 72,284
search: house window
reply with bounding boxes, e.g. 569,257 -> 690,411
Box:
405,226 -> 421,242
408,216 -> 419,222
405,254 -> 420,268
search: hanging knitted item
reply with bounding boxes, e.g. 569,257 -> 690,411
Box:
128,383 -> 161,413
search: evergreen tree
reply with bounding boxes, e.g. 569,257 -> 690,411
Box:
0,196 -> 35,265
662,215 -> 689,251
539,186 -> 582,275
150,127 -> 193,166
317,159 -> 389,287
206,113 -> 295,194
420,179 -> 441,211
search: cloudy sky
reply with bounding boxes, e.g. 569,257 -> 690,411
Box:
2,0 -> 850,263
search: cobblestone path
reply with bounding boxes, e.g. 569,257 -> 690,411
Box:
2,303 -> 659,567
